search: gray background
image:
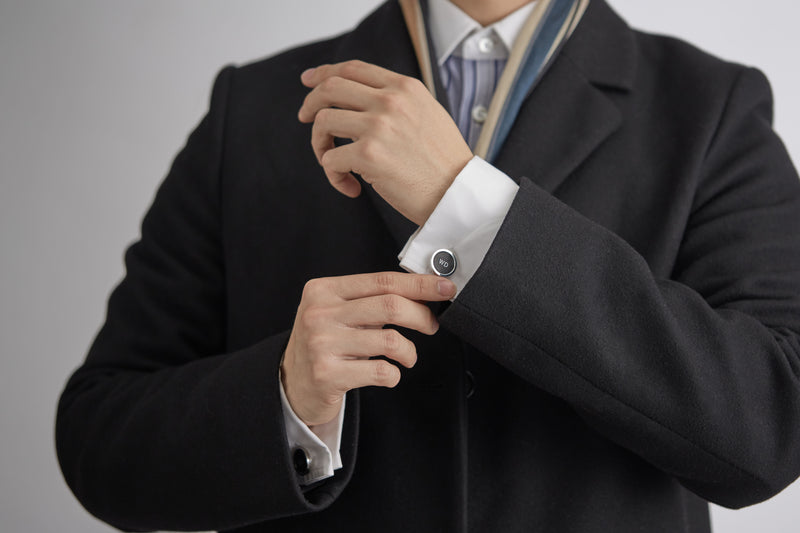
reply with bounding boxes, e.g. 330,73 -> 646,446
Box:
1,1 -> 798,531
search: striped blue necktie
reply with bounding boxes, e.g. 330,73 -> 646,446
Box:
441,28 -> 509,150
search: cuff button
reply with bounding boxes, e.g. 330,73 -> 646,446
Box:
431,249 -> 457,277
292,447 -> 311,475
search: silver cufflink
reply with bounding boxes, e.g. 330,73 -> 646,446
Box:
431,249 -> 457,277
292,447 -> 311,475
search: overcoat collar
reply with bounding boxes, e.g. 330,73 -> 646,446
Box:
331,0 -> 637,248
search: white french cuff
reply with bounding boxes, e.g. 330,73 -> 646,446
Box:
279,376 -> 345,485
399,156 -> 519,298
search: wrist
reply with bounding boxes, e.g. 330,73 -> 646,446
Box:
279,338 -> 303,423
279,341 -> 291,391
417,152 -> 473,226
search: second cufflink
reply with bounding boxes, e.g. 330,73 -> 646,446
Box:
431,249 -> 457,277
292,447 -> 311,476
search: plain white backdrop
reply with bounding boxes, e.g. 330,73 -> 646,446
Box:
1,1 -> 798,531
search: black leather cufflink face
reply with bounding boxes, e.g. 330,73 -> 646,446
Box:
431,249 -> 457,277
292,447 -> 310,476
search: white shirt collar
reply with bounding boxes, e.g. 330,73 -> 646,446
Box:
427,0 -> 538,65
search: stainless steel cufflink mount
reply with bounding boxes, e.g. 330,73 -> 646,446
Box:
431,249 -> 457,277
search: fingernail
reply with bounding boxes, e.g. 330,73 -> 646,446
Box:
438,279 -> 456,297
301,67 -> 315,81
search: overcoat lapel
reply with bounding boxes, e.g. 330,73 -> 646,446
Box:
492,54 -> 622,193
493,0 -> 636,193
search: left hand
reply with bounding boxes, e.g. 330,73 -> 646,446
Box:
298,60 -> 473,226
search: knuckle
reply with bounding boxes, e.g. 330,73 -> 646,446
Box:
382,329 -> 401,353
401,343 -> 418,369
301,92 -> 314,112
380,92 -> 402,113
339,63 -> 354,78
368,113 -> 389,133
298,309 -> 314,330
315,64 -> 333,80
302,278 -> 321,299
320,149 -> 334,167
393,333 -> 417,368
358,139 -> 379,163
398,76 -> 421,93
319,76 -> 341,95
408,344 -> 418,367
303,277 -> 331,300
315,107 -> 332,126
375,361 -> 400,387
305,332 -> 329,354
381,294 -> 402,321
299,307 -> 326,330
310,357 -> 333,386
374,272 -> 396,293
311,131 -> 328,158
341,60 -> 361,78
318,77 -> 334,92
414,275 -> 427,298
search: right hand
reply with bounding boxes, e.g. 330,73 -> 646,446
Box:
281,272 -> 457,427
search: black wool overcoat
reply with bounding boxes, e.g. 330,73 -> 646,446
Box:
56,1 -> 800,531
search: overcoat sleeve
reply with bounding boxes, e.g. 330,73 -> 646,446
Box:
440,66 -> 800,509
55,67 -> 354,532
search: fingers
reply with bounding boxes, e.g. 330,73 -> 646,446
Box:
301,60 -> 396,90
340,294 -> 439,335
339,359 -> 402,391
330,271 -> 457,302
318,142 -> 367,196
298,75 -> 376,123
282,271 -> 455,424
318,141 -> 359,175
310,108 -> 364,164
324,167 -> 362,198
309,108 -> 365,197
298,60 -> 437,208
341,328 -> 418,368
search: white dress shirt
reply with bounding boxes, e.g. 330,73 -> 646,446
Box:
279,373 -> 345,485
281,0 -> 534,484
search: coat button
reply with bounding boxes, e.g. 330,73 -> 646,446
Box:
431,249 -> 457,277
292,447 -> 310,475
465,370 -> 476,399
478,36 -> 495,53
471,105 -> 488,124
